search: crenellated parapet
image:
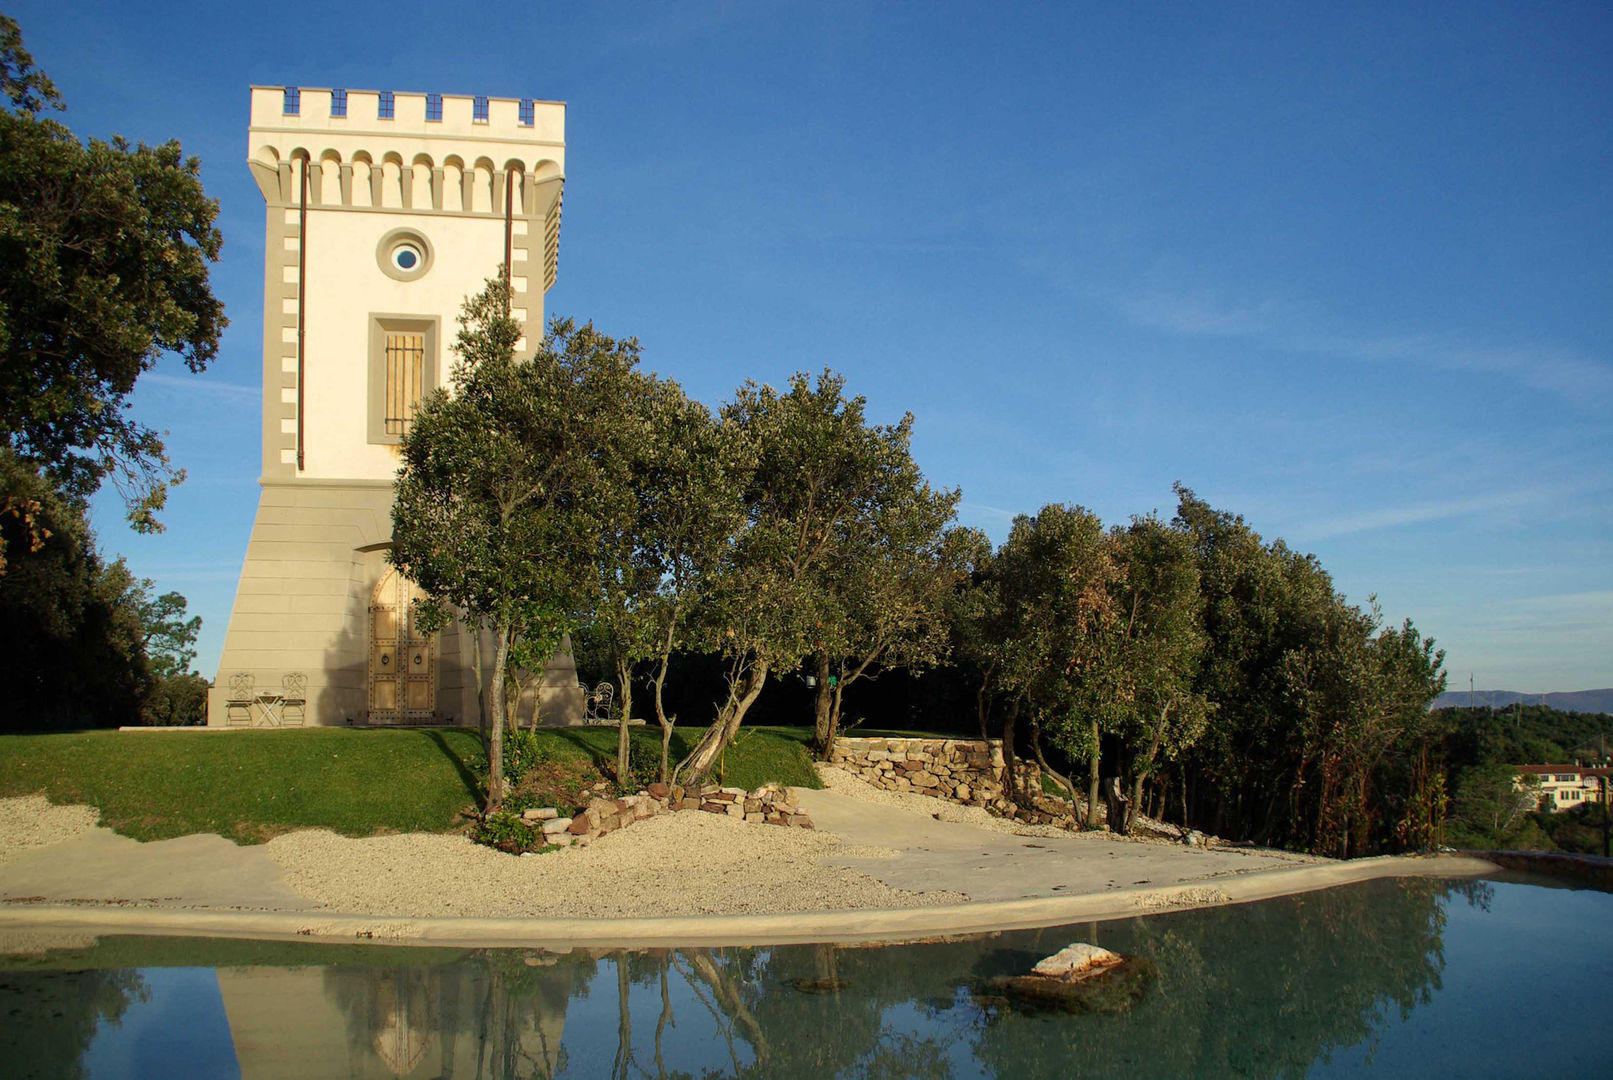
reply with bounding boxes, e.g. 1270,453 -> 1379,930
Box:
248,86 -> 565,289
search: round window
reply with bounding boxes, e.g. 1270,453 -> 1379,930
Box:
376,230 -> 432,280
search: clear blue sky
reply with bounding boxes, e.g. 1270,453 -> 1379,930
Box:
12,1 -> 1611,692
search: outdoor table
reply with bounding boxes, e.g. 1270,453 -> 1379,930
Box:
252,693 -> 286,727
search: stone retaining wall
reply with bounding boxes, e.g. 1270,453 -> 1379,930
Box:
521,782 -> 812,849
828,737 -> 1046,819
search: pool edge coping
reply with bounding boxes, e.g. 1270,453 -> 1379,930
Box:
0,853 -> 1499,950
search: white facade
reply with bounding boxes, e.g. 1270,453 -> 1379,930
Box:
1516,766 -> 1610,813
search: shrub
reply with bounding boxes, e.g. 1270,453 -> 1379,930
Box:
620,735 -> 660,793
140,673 -> 210,725
470,809 -> 540,854
502,728 -> 553,783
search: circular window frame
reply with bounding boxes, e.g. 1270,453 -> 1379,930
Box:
376,228 -> 434,282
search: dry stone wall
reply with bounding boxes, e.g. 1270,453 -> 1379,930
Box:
828,737 -> 1055,820
520,782 -> 812,848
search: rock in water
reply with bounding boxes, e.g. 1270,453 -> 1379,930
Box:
1031,943 -> 1123,978
981,943 -> 1151,1015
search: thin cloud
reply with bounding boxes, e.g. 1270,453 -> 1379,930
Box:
1113,288 -> 1281,338
1516,589 -> 1613,611
1293,486 -> 1567,542
957,501 -> 1019,520
1106,284 -> 1613,405
142,373 -> 259,401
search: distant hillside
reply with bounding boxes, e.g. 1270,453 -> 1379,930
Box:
1434,688 -> 1613,714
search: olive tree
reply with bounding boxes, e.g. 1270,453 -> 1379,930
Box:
990,504 -> 1121,816
589,375 -> 754,783
675,370 -> 925,785
807,477 -> 967,758
391,275 -> 640,808
1101,514 -> 1209,821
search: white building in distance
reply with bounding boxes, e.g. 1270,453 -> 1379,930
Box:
1515,764 -> 1610,812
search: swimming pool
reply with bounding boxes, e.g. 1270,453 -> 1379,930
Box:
2,874 -> 1607,1078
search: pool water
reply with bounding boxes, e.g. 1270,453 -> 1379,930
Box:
2,875 -> 1608,1078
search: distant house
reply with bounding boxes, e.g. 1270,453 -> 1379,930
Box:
1515,765 -> 1610,812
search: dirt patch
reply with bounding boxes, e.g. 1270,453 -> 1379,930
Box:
815,764 -> 1075,839
229,821 -> 297,845
507,757 -> 604,815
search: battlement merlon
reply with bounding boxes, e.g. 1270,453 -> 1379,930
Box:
247,85 -> 565,212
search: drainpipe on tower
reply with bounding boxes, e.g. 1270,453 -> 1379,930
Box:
503,166 -> 514,315
296,153 -> 308,471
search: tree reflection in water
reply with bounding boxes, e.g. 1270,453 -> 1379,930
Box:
322,953 -> 578,1079
586,877 -> 1470,1080
0,968 -> 147,1080
1,877 -> 1499,1080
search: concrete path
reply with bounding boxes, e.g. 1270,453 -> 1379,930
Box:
795,786 -> 1317,903
0,829 -> 305,911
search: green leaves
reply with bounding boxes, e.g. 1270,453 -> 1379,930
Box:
394,279 -> 640,648
0,23 -> 224,525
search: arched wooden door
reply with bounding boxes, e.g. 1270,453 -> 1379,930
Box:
368,567 -> 436,724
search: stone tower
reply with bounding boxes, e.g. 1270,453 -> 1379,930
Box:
208,86 -> 574,727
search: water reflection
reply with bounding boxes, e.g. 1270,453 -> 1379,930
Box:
0,968 -> 147,1080
6,877 -> 1606,1080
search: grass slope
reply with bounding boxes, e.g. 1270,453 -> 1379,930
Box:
0,724 -> 821,844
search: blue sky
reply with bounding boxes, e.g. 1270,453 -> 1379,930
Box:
13,1 -> 1611,691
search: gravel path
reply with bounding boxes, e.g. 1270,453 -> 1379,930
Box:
265,809 -> 963,918
0,795 -> 100,863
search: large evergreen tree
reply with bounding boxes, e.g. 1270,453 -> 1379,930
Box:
0,15 -> 224,534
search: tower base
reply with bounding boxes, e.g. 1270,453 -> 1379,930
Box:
208,480 -> 583,727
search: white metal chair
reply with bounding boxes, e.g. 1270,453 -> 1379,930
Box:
281,673 -> 307,726
225,673 -> 254,727
584,682 -> 614,724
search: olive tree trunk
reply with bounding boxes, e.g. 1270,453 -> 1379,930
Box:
811,653 -> 833,755
485,627 -> 512,811
1084,716 -> 1103,828
651,611 -> 679,783
1029,715 -> 1077,810
676,661 -> 770,786
615,652 -> 634,787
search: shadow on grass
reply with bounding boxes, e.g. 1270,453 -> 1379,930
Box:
541,726 -> 685,773
424,728 -> 485,806
542,727 -> 613,771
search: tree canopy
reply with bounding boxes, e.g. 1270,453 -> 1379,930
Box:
391,274 -> 646,806
0,14 -> 225,532
675,370 -> 934,783
0,19 -> 211,731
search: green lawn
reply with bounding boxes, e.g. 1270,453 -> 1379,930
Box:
0,724 -> 821,845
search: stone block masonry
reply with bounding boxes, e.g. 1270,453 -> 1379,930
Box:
829,737 -> 1071,826
520,782 -> 813,848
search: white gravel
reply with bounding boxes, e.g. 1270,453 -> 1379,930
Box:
0,795 -> 100,863
265,808 -> 965,918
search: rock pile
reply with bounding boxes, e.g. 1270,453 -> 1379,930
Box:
519,782 -> 813,849
829,737 -> 1072,825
